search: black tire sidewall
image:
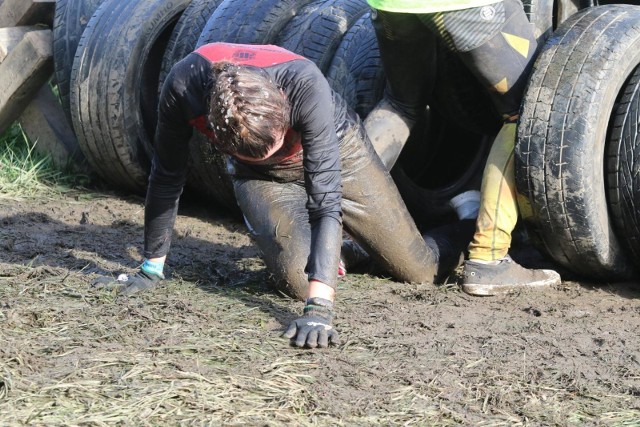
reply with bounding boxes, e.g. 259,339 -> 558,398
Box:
70,0 -> 190,192
607,65 -> 640,268
516,5 -> 640,280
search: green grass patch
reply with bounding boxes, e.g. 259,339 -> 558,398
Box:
0,123 -> 89,199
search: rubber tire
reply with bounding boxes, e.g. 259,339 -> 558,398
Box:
515,5 -> 640,280
523,0 -> 555,42
391,108 -> 492,228
324,12 -> 385,119
70,0 -> 190,193
607,65 -> 640,269
275,0 -> 370,74
321,9 -> 492,227
556,0 -> 583,25
156,0 -> 239,214
53,0 -> 103,123
196,0 -> 315,47
159,0 -> 225,92
433,51 -> 502,136
284,0 -> 487,228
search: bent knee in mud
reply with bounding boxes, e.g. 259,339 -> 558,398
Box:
272,275 -> 309,301
390,263 -> 437,286
402,271 -> 436,286
268,257 -> 310,301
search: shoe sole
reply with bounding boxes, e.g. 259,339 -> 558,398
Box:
461,270 -> 561,297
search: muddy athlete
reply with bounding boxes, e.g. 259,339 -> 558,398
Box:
365,0 -> 561,295
93,42 -> 475,348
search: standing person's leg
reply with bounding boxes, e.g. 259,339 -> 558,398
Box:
234,178 -> 312,300
366,9 -> 437,169
421,0 -> 560,294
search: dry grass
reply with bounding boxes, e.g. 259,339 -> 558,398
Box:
0,124 -> 88,201
2,262 -> 640,426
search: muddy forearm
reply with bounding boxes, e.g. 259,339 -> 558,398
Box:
143,157 -> 187,259
305,216 -> 343,291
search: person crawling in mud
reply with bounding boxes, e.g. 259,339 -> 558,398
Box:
93,42 -> 476,348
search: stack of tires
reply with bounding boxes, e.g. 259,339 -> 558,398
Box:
53,0 -> 640,282
516,4 -> 640,281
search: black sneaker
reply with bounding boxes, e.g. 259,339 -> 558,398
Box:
461,255 -> 561,296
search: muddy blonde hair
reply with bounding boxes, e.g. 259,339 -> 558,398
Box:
209,62 -> 291,159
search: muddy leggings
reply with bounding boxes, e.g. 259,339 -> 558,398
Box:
371,0 -> 538,261
233,122 -> 470,300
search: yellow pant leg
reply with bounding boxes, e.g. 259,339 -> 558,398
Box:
468,122 -> 518,261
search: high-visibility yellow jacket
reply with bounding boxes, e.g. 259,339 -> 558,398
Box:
367,0 -> 499,13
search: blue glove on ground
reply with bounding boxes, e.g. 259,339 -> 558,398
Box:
92,259 -> 164,295
92,270 -> 162,295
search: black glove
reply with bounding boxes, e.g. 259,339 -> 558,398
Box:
283,297 -> 340,348
92,270 -> 162,295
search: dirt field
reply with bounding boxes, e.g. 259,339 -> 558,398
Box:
1,188 -> 640,425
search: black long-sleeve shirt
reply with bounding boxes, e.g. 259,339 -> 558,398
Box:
144,43 -> 345,286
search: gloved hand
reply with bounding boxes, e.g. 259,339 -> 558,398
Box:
92,270 -> 162,295
283,297 -> 340,348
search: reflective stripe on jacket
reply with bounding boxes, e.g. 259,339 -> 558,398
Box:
366,0 -> 500,13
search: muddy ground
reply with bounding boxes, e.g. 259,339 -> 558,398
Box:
1,187 -> 639,426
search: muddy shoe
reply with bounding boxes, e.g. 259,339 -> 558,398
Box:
461,255 -> 561,296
